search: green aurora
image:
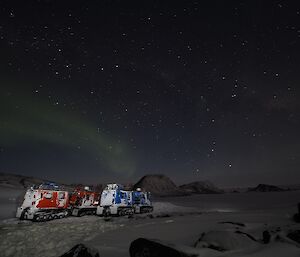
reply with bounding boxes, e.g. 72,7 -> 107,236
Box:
0,83 -> 136,177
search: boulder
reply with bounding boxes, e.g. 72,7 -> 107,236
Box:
287,230 -> 300,244
60,244 -> 100,257
129,238 -> 194,257
294,203 -> 300,223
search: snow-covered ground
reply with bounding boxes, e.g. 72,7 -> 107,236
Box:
0,186 -> 24,220
156,190 -> 300,212
0,189 -> 299,257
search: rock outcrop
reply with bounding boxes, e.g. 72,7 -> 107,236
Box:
248,184 -> 285,192
60,244 -> 100,257
180,181 -> 223,194
129,238 -> 193,257
133,174 -> 187,197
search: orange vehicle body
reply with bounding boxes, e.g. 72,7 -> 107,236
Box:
69,187 -> 100,216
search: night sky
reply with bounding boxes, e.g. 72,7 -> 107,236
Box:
0,1 -> 299,187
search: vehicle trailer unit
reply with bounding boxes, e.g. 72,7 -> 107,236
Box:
96,184 -> 153,216
96,184 -> 133,216
132,189 -> 153,214
16,183 -> 69,221
69,186 -> 100,216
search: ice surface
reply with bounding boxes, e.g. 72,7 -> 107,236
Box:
0,216 -> 120,257
156,190 -> 300,212
0,190 -> 299,257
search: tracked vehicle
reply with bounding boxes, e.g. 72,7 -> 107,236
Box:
69,186 -> 100,216
96,183 -> 153,216
96,184 -> 133,216
16,183 -> 69,221
132,188 -> 153,214
16,182 -> 153,221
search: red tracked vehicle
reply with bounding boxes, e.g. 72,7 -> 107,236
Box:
16,183 -> 100,221
68,186 -> 100,216
16,183 -> 69,221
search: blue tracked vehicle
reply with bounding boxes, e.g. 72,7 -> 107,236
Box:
96,184 -> 153,216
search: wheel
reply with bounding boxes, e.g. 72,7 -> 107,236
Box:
104,209 -> 110,217
34,215 -> 40,222
20,208 -> 30,220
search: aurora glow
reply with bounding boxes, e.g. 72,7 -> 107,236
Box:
0,1 -> 299,186
0,84 -> 136,178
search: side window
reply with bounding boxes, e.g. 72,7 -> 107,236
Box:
44,192 -> 52,199
58,192 -> 65,199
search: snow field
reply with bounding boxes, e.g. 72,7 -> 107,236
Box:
0,216 -> 120,257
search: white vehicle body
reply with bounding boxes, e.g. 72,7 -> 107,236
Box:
16,183 -> 69,221
97,184 -> 133,216
96,184 -> 153,216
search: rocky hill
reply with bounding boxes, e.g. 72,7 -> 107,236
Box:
0,172 -> 45,189
133,174 -> 188,197
0,172 -> 74,190
179,181 -> 223,194
248,184 -> 285,192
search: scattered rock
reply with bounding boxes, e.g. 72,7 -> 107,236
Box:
293,203 -> 300,223
294,214 -> 300,222
156,214 -> 172,218
180,181 -> 223,194
219,221 -> 246,227
262,230 -> 271,243
287,230 -> 300,244
129,238 -> 192,257
60,244 -> 100,257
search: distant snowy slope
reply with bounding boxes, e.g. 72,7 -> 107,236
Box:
179,181 -> 223,194
0,172 -> 74,191
0,172 -> 46,189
